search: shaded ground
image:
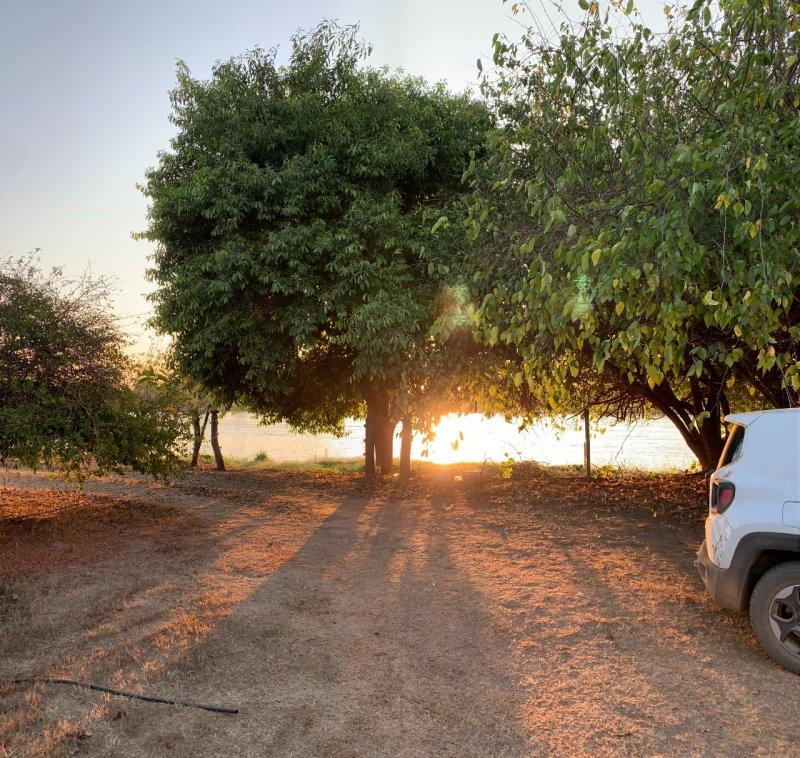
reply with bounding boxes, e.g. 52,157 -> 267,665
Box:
1,467 -> 798,757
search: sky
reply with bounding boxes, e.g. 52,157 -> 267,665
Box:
0,0 -> 668,352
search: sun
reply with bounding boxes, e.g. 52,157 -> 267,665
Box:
417,413 -> 493,465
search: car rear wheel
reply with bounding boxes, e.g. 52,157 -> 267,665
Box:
750,561 -> 800,674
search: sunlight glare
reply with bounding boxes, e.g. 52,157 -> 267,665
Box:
418,413 -> 496,465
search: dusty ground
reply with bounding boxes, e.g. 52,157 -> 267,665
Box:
1,466 -> 799,757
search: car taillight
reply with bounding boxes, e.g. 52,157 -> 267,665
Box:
712,481 -> 736,513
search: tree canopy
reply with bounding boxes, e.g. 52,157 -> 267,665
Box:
0,257 -> 186,482
142,22 -> 491,474
464,0 -> 800,468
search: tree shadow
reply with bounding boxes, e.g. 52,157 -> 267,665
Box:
104,484 -> 538,756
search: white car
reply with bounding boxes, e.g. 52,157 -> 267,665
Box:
697,408 -> 800,673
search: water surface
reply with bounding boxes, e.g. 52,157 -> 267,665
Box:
200,413 -> 699,471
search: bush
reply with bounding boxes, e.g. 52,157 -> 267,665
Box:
0,255 -> 186,482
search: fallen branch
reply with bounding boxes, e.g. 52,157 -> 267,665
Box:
9,678 -> 238,714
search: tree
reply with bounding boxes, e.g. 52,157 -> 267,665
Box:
141,22 -> 490,475
0,256 -> 186,482
190,403 -> 211,467
465,0 -> 800,469
136,359 -> 225,468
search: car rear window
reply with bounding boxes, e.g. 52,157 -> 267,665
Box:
718,423 -> 745,468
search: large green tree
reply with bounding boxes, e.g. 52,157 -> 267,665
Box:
466,0 -> 800,468
141,22 -> 490,475
0,256 -> 186,482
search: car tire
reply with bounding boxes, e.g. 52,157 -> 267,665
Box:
750,561 -> 800,674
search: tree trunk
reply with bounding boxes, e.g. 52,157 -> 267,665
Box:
698,393 -> 725,471
364,386 -> 393,476
190,409 -> 210,467
364,408 -> 376,477
640,376 -> 725,471
378,418 -> 396,474
606,363 -> 727,471
210,409 -> 225,471
399,414 -> 413,480
583,408 -> 591,479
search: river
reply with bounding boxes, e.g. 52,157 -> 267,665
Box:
199,412 -> 699,472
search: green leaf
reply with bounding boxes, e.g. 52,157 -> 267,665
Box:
431,215 -> 449,233
688,360 -> 704,378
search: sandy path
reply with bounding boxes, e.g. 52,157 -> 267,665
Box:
2,469 -> 800,756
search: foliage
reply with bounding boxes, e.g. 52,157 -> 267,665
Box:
0,256 -> 187,482
137,357 -> 210,416
141,22 -> 490,471
136,355 -> 232,468
466,0 -> 800,467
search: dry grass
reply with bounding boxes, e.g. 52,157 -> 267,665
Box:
0,468 -> 797,756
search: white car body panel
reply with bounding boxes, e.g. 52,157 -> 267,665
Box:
782,501 -> 800,529
706,409 -> 800,568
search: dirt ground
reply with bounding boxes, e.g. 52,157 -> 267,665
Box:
1,466 -> 799,757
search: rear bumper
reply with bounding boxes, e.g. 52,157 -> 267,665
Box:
696,540 -> 749,612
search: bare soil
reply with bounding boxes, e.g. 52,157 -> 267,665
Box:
1,467 -> 799,757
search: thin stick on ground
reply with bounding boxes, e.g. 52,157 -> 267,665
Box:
9,678 -> 238,715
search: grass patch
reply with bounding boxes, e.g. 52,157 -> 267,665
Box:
201,453 -> 367,474
274,458 -> 365,474
193,451 -> 689,480
211,454 -> 504,478
499,458 -> 695,480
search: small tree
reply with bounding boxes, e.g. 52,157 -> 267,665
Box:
136,359 -> 226,468
0,256 -> 186,482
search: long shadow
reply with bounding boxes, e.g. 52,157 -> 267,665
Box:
110,486 -> 538,757
14,470 -> 795,756
457,485 -> 800,754
1,470 -> 361,755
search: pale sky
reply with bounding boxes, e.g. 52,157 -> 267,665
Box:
0,0 -> 668,351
